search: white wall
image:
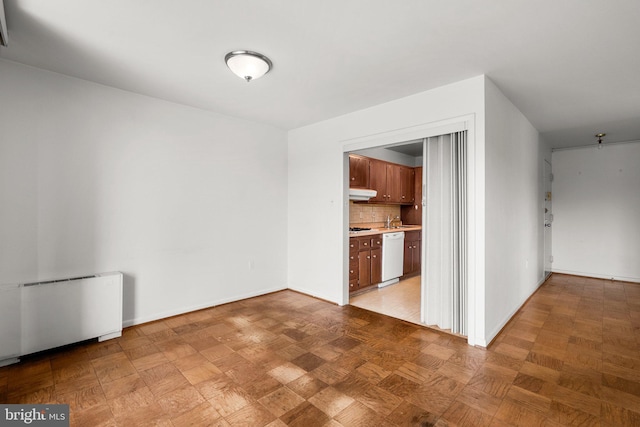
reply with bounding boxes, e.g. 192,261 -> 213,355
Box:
288,76 -> 487,345
552,142 -> 640,282
484,78 -> 547,344
0,63 -> 38,284
0,59 -> 288,326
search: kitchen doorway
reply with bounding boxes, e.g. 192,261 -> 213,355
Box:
342,117 -> 476,343
347,141 -> 424,326
347,131 -> 469,337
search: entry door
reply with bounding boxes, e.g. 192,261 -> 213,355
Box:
544,160 -> 553,278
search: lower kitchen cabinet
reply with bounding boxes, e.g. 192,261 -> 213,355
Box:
403,230 -> 421,277
348,239 -> 359,290
349,234 -> 382,293
370,247 -> 382,285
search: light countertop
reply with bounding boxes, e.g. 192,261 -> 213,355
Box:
349,225 -> 421,237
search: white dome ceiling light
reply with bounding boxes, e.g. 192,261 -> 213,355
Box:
224,50 -> 272,82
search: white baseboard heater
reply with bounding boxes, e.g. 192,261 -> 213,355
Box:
0,272 -> 123,366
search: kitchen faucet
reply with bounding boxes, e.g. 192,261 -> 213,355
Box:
385,215 -> 402,228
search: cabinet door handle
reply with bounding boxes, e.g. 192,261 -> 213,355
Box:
351,177 -> 355,180
372,255 -> 377,258
367,256 -> 370,259
350,270 -> 354,274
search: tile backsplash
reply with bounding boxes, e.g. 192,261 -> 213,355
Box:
349,202 -> 401,226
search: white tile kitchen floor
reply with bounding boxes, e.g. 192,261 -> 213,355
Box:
349,275 -> 421,324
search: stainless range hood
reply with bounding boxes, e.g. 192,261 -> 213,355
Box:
349,188 -> 377,201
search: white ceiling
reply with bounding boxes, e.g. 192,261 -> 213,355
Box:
1,0 -> 639,149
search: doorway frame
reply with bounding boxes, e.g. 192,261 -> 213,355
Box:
341,114 -> 481,346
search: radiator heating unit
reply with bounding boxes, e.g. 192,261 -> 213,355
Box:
0,272 -> 123,366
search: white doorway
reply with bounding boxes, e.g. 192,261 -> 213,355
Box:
341,116 -> 479,345
347,141 -> 424,326
348,132 -> 469,337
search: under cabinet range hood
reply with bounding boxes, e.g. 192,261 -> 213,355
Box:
349,188 -> 377,201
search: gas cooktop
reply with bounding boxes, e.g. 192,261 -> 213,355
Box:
349,227 -> 371,232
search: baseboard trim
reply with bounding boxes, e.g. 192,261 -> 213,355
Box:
551,269 -> 640,284
287,285 -> 341,306
484,274 -> 551,348
122,285 -> 288,328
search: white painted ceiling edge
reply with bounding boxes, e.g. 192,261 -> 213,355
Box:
341,117 -> 470,153
1,1 -> 639,149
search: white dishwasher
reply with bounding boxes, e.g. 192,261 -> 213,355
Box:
381,231 -> 405,287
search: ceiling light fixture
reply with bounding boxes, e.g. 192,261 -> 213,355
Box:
596,132 -> 606,149
224,50 -> 272,82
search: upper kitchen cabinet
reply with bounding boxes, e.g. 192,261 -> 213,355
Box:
368,159 -> 388,203
348,154 -> 370,188
368,159 -> 413,205
386,163 -> 403,203
399,165 -> 415,204
401,166 -> 422,224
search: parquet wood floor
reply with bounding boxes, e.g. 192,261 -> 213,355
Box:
1,273 -> 639,426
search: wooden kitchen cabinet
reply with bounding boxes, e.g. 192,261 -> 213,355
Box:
348,154 -> 370,188
368,159 -> 387,203
401,166 -> 422,225
370,235 -> 382,285
403,230 -> 421,277
351,155 -> 416,206
399,165 -> 415,204
348,239 -> 358,291
370,247 -> 382,284
358,248 -> 371,289
385,163 -> 402,203
349,234 -> 382,293
368,159 -> 412,204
